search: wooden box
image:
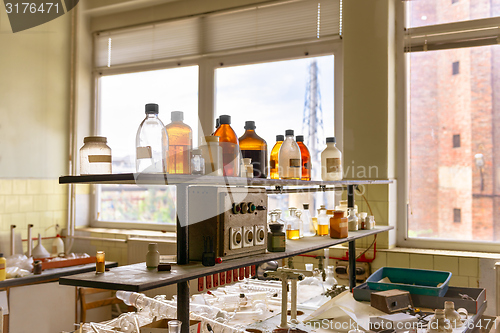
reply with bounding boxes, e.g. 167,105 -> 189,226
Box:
371,289 -> 413,313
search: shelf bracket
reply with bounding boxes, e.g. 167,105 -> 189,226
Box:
319,185 -> 327,192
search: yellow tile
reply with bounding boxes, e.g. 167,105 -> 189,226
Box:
53,210 -> 67,229
2,214 -> 12,227
468,277 -> 479,288
387,252 -> 410,268
33,195 -> 48,212
55,183 -> 68,194
377,232 -> 390,249
0,180 -> 13,195
371,252 -> 387,272
19,195 -> 34,212
369,201 -> 389,226
363,184 -> 389,203
5,195 -> 19,213
26,179 -> 42,195
0,196 -> 5,212
40,211 -> 54,227
434,255 -> 459,275
458,257 -> 478,277
12,180 -> 26,195
76,184 -> 90,195
41,179 -> 55,194
449,275 -> 469,288
107,248 -> 121,262
410,254 -> 433,270
11,213 -> 26,226
25,212 -> 41,226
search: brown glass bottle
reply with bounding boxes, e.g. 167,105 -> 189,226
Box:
213,115 -> 240,177
296,135 -> 311,181
239,121 -> 268,178
270,135 -> 284,179
165,111 -> 192,174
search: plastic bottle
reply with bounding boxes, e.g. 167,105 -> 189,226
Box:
270,135 -> 284,179
301,203 -> 316,237
165,111 -> 192,174
51,234 -> 65,256
213,115 -> 240,177
239,121 -> 268,178
136,103 -> 168,173
200,136 -> 223,176
278,130 -> 301,180
0,253 -> 6,281
321,137 -> 342,181
146,243 -> 160,269
79,136 -> 112,175
317,205 -> 329,236
296,135 -> 311,181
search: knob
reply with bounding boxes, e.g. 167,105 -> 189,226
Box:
248,202 -> 256,213
232,203 -> 241,214
240,202 -> 248,214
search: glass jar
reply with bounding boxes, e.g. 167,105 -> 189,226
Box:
330,210 -> 348,238
268,223 -> 286,252
321,137 -> 342,181
96,251 -> 105,273
191,149 -> 205,175
80,136 -> 112,175
200,136 -> 223,176
239,121 -> 268,178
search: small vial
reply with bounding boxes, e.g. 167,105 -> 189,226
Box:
191,149 -> 205,175
168,320 -> 182,333
96,251 -> 105,274
33,260 -> 42,275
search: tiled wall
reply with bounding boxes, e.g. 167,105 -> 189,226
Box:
0,179 -> 68,254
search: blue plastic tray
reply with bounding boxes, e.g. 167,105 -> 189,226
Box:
366,267 -> 452,297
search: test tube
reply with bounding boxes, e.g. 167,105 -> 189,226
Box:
96,251 -> 105,273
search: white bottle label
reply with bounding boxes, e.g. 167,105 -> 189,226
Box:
326,158 -> 341,173
289,158 -> 301,168
88,155 -> 112,163
136,146 -> 152,159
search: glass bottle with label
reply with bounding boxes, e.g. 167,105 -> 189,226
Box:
213,115 -> 240,177
321,137 -> 342,181
286,207 -> 300,240
136,103 -> 168,173
278,130 -> 301,180
296,135 -> 311,181
330,210 -> 348,238
80,136 -> 112,175
317,205 -> 329,236
301,203 -> 316,237
165,111 -> 192,174
270,135 -> 284,179
239,121 -> 268,178
200,136 -> 223,176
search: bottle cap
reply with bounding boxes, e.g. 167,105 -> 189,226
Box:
326,137 -> 336,143
171,111 -> 184,121
244,121 -> 256,130
84,136 -> 107,144
285,129 -> 294,136
219,115 -> 231,124
205,136 -> 220,142
56,234 -> 60,237
276,135 -> 284,141
148,243 -> 158,251
303,203 -> 309,209
296,135 -> 304,142
145,103 -> 159,114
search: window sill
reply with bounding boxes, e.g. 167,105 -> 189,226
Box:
75,226 -> 176,241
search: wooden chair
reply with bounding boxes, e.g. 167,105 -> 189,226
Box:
78,287 -> 125,323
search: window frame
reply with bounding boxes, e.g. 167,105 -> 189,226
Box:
90,39 -> 343,231
397,3 -> 500,252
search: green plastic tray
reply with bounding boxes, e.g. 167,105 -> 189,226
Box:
366,267 -> 452,296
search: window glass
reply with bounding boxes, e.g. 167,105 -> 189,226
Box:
408,45 -> 499,241
98,66 -> 198,224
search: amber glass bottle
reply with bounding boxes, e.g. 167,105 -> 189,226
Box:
213,115 -> 240,177
296,135 -> 311,181
239,121 -> 268,178
270,135 -> 284,179
165,111 -> 192,174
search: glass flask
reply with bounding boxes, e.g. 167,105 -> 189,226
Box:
321,137 -> 342,180
239,121 -> 268,178
213,115 -> 240,177
80,136 -> 112,175
278,130 -> 301,180
165,111 -> 192,174
136,103 -> 168,173
296,135 -> 311,181
324,266 -> 337,288
317,205 -> 329,236
270,135 -> 284,179
301,203 -> 316,237
296,210 -> 304,238
286,207 -> 300,240
200,136 -> 223,176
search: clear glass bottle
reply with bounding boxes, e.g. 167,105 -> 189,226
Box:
286,207 -> 300,240
239,121 -> 268,178
296,135 -> 311,181
317,205 -> 329,236
191,149 -> 205,175
270,135 -> 284,179
213,115 -> 240,177
347,208 -> 358,231
301,203 -> 316,237
200,136 -> 223,176
80,136 -> 112,175
324,266 -> 337,288
165,111 -> 192,174
278,130 -> 301,180
321,137 -> 342,181
136,103 -> 168,173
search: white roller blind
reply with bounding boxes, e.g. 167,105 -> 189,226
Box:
95,0 -> 341,68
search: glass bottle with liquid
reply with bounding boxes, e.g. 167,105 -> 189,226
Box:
136,103 -> 168,173
278,130 -> 301,180
296,135 -> 311,181
286,207 -> 300,240
213,115 -> 240,177
239,121 -> 268,178
201,136 -> 223,176
270,135 -> 284,179
301,203 -> 316,237
317,205 -> 329,236
268,212 -> 286,252
321,137 -> 342,180
165,111 -> 192,174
